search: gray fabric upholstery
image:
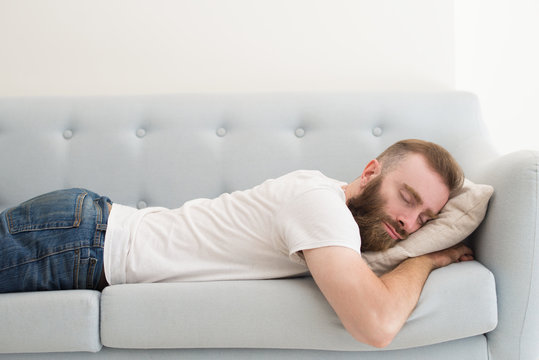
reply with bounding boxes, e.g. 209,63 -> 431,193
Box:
0,92 -> 493,210
0,336 -> 489,360
0,291 -> 101,353
0,92 -> 536,359
100,261 -> 495,351
470,150 -> 539,360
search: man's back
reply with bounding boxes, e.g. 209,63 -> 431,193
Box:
104,170 -> 362,284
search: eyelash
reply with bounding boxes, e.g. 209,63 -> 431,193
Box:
401,191 -> 429,226
400,191 -> 413,206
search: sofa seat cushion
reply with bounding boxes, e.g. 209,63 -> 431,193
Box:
0,290 -> 102,353
101,261 -> 497,351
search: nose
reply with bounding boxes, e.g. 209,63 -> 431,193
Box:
397,210 -> 421,234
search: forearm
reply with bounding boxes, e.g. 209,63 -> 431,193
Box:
378,255 -> 434,333
375,244 -> 473,343
304,245 -> 472,348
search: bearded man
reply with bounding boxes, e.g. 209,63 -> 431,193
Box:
0,139 -> 473,348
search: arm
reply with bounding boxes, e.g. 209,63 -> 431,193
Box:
303,244 -> 473,348
469,150 -> 539,359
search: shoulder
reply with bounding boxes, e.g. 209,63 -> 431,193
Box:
275,180 -> 362,257
276,170 -> 347,198
282,169 -> 343,185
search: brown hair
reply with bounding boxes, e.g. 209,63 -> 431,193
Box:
376,139 -> 464,197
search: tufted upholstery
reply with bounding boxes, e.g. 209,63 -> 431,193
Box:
0,92 -> 493,210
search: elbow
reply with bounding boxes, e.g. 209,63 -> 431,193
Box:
367,334 -> 395,349
360,331 -> 396,349
345,317 -> 400,349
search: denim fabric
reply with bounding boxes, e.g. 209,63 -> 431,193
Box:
0,189 -> 111,293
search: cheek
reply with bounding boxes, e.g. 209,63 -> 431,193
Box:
378,185 -> 397,214
381,188 -> 403,217
382,202 -> 400,220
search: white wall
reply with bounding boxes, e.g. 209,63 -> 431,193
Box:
455,0 -> 539,153
0,0 -> 454,96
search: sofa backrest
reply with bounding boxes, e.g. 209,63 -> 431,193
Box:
0,92 -> 496,210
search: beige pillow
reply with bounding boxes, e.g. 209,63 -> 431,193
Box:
362,179 -> 494,276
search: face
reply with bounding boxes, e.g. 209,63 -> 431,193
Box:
346,153 -> 450,252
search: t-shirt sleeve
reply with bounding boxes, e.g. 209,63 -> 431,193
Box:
275,187 -> 362,265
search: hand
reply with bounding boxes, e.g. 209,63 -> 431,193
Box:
423,243 -> 474,270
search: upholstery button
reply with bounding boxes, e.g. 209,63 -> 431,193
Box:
295,128 -> 305,138
137,200 -> 147,209
216,127 -> 227,137
63,129 -> 73,140
136,128 -> 146,138
372,127 -> 383,137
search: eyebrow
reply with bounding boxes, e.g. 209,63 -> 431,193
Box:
403,183 -> 439,219
403,183 -> 423,205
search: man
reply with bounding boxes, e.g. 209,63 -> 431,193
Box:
304,140 -> 473,347
0,139 -> 473,348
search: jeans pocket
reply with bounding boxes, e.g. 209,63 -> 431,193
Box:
6,189 -> 88,234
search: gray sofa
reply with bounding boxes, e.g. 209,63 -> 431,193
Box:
0,92 -> 537,359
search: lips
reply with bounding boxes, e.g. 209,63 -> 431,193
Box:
383,222 -> 402,240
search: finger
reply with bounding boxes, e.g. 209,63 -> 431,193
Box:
458,254 -> 474,262
454,244 -> 473,256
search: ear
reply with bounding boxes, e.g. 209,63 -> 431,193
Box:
359,159 -> 382,188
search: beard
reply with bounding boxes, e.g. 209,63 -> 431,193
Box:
347,175 -> 408,252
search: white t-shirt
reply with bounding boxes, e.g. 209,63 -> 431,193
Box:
104,170 -> 362,285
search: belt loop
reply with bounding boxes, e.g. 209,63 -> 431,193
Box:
93,197 -> 110,246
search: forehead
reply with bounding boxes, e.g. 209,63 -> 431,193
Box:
384,153 -> 449,213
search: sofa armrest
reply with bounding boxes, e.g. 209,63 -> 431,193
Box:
470,150 -> 539,360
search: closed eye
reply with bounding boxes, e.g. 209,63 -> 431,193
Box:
400,190 -> 414,206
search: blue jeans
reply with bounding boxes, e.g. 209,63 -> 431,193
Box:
0,189 -> 111,293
